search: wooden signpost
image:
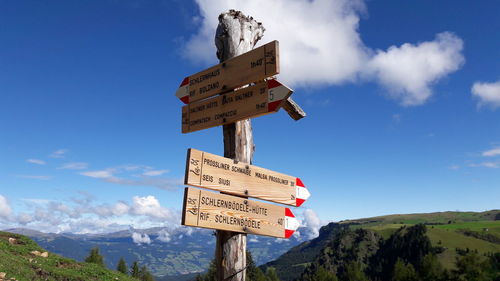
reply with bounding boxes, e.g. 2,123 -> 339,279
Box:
175,40 -> 279,104
174,10 -> 308,281
184,148 -> 310,206
182,187 -> 300,238
181,79 -> 293,133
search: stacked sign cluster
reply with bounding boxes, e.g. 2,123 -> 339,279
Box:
175,41 -> 310,239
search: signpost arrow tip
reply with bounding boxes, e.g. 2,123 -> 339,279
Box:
267,79 -> 293,112
284,207 -> 300,238
176,77 -> 190,104
295,178 -> 310,207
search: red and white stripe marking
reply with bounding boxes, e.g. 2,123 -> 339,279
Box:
295,178 -> 310,207
267,79 -> 292,112
176,77 -> 190,104
284,208 -> 300,238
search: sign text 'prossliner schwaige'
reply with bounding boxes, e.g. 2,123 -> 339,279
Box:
185,148 -> 310,207
182,187 -> 299,238
175,41 -> 279,104
181,79 -> 292,133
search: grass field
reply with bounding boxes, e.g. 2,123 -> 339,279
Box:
344,211 -> 500,270
0,231 -> 138,281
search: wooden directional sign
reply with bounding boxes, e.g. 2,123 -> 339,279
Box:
184,149 -> 311,207
181,79 -> 292,134
176,41 -> 279,104
182,187 -> 300,238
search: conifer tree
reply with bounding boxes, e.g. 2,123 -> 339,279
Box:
131,261 -> 140,278
84,247 -> 105,267
140,265 -> 155,281
117,257 -> 128,274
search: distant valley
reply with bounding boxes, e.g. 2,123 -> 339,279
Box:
3,210 -> 499,281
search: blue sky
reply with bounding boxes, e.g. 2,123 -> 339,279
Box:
0,0 -> 499,236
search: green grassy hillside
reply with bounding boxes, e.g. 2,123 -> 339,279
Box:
0,231 -> 138,281
264,210 -> 500,280
345,210 -> 500,270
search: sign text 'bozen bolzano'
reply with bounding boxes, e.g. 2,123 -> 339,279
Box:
181,79 -> 292,133
175,41 -> 279,104
182,187 -> 300,238
184,148 -> 310,207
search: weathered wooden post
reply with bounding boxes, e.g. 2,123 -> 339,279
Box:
215,10 -> 264,281
177,9 -> 308,281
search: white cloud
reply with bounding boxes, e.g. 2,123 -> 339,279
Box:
131,196 -> 173,220
367,32 -> 464,106
301,208 -> 323,239
58,162 -> 88,170
93,201 -> 130,217
1,192 -> 180,233
143,170 -> 169,176
157,229 -> 172,242
79,166 -> 180,190
0,195 -> 12,219
472,80 -> 500,109
483,147 -> 500,157
17,213 -> 34,224
27,159 -> 46,165
50,149 -> 68,158
185,0 -> 464,106
80,169 -> 115,179
132,232 -> 151,245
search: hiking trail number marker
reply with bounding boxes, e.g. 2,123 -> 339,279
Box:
182,79 -> 292,133
182,187 -> 300,238
176,40 -> 279,104
185,148 -> 310,207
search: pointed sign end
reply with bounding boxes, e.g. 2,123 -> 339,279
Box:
296,198 -> 306,207
296,177 -> 305,187
180,95 -> 189,104
284,229 -> 295,239
179,77 -> 189,87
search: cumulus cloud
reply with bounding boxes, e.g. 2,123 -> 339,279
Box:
472,80 -> 500,109
93,201 -> 130,217
0,195 -> 12,219
157,229 -> 172,242
50,149 -> 68,158
1,192 -> 179,234
27,159 -> 46,165
132,232 -> 151,245
483,147 -> 500,157
185,0 -> 464,106
366,32 -> 464,106
131,196 -> 174,220
58,162 -> 88,170
301,209 -> 323,239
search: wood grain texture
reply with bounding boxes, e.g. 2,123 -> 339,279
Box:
185,148 -> 298,206
182,187 -> 287,238
181,80 -> 292,134
282,97 -> 307,121
216,9 -> 266,281
178,40 -> 278,104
